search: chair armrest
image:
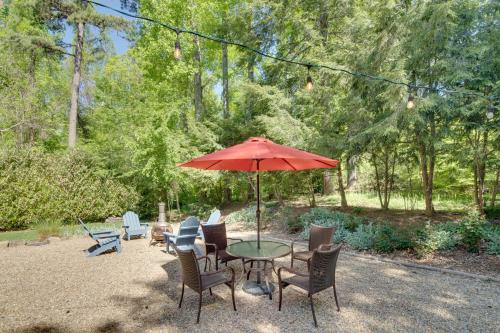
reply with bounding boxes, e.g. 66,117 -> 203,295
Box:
278,266 -> 310,278
204,242 -> 218,255
93,230 -> 115,235
122,225 -> 130,229
290,240 -> 295,256
95,232 -> 120,239
227,237 -> 243,243
140,223 -> 149,227
163,232 -> 176,237
196,255 -> 212,270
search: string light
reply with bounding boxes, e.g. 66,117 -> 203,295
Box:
406,94 -> 415,109
174,31 -> 181,60
89,1 -> 499,102
306,66 -> 313,91
487,104 -> 494,120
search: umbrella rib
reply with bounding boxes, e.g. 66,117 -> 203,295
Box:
282,159 -> 297,170
314,159 -> 337,168
205,160 -> 223,169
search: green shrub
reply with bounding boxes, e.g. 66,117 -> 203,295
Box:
346,223 -> 377,250
459,211 -> 485,253
299,208 -> 362,232
415,222 -> 460,256
0,149 -> 139,230
483,225 -> 500,255
373,224 -> 413,253
281,207 -> 302,233
333,225 -> 351,243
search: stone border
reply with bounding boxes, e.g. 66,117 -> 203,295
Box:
265,236 -> 500,283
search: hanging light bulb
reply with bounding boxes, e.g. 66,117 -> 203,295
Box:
487,104 -> 494,120
306,66 -> 313,91
406,94 -> 415,109
174,31 -> 181,60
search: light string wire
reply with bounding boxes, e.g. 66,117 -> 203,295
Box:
90,1 -> 498,101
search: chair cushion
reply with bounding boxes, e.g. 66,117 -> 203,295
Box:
293,251 -> 313,261
283,275 -> 310,291
201,272 -> 231,289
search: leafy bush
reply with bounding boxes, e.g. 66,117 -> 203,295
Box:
373,224 -> 413,253
459,212 -> 485,253
415,222 -> 460,256
483,225 -> 500,255
299,208 -> 362,236
346,223 -> 377,250
333,225 -> 351,243
0,149 -> 139,230
281,206 -> 302,233
224,204 -> 271,227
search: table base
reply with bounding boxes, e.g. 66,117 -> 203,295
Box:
242,280 -> 275,296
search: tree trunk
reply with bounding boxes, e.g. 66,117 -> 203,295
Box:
490,165 -> 500,207
310,173 -> 316,208
323,170 -> 333,195
68,0 -> 86,148
337,162 -> 348,208
193,34 -> 203,121
347,155 -> 358,188
222,42 -> 229,119
371,153 -> 384,209
474,130 -> 488,213
318,0 -> 329,45
418,140 -> 434,216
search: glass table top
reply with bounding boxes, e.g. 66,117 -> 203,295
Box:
226,240 -> 291,259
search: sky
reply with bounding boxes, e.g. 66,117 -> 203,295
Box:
63,0 -> 133,55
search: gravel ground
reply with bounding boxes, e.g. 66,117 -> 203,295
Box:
0,232 -> 498,333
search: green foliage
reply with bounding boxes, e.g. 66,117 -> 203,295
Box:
482,225 -> 500,256
346,223 -> 377,250
373,224 -> 414,253
299,208 -> 363,239
415,222 -> 460,256
0,149 -> 139,230
280,206 -> 302,233
459,212 -> 485,253
225,205 -> 265,228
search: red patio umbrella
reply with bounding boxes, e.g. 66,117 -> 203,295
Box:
179,137 -> 338,248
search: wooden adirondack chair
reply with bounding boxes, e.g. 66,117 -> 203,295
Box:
198,209 -> 221,240
122,211 -> 149,240
79,218 -> 121,257
163,216 -> 200,254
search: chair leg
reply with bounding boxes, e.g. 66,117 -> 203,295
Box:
178,283 -> 184,308
204,257 -> 208,272
333,284 -> 340,312
231,281 -> 236,311
278,283 -> 283,311
242,259 -> 246,273
166,241 -> 170,254
196,292 -> 202,324
309,295 -> 318,328
291,256 -> 294,268
209,288 -> 213,296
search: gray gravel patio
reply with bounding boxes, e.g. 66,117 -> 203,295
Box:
0,231 -> 498,333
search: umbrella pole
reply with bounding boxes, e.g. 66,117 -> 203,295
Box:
256,160 -> 261,249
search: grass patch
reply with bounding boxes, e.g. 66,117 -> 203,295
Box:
0,221 -> 127,242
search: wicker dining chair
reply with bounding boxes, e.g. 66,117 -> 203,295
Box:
201,222 -> 243,270
174,245 -> 236,324
290,224 -> 336,270
278,244 -> 342,328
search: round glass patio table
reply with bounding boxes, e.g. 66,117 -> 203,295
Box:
226,240 -> 291,299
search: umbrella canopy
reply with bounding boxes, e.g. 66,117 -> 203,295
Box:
179,137 -> 338,248
179,137 -> 338,171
